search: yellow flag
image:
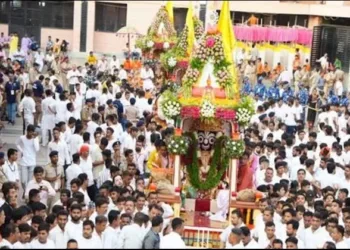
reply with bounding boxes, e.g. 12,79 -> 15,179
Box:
217,1 -> 238,97
186,2 -> 195,55
165,1 -> 174,24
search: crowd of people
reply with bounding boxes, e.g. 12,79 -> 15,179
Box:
0,29 -> 349,250
0,33 -> 188,249
219,46 -> 350,249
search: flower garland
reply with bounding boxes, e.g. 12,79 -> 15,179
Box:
182,32 -> 234,98
185,133 -> 230,191
225,139 -> 245,159
167,136 -> 190,155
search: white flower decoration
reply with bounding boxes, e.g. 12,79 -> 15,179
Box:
168,57 -> 177,68
200,100 -> 215,118
162,100 -> 181,119
146,40 -> 154,48
206,10 -> 219,26
163,42 -> 170,49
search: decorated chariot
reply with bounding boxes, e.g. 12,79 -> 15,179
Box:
145,2 -> 262,248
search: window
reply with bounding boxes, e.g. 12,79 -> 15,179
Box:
0,1 -> 9,23
95,3 -> 127,33
174,8 -> 187,34
42,1 -> 74,29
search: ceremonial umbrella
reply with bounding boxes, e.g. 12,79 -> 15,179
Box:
116,26 -> 143,46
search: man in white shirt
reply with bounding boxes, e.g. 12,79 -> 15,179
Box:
30,223 -> 55,248
146,192 -> 174,219
117,212 -> 147,248
315,162 -> 338,189
90,138 -> 107,184
53,94 -> 69,125
41,89 -> 56,146
64,204 -> 83,244
76,220 -> 102,249
285,220 -> 305,248
79,145 -> 96,201
65,154 -> 82,189
304,213 -> 330,248
89,197 -> 109,223
109,55 -> 120,74
257,167 -> 277,187
93,215 -> 107,245
49,210 -> 68,249
240,227 -> 259,249
18,89 -> 35,133
97,55 -> 108,75
3,148 -> 20,187
13,223 -> 31,249
16,124 -> 40,192
0,223 -> 19,248
118,65 -> 127,81
277,69 -> 293,84
317,53 -> 328,71
160,217 -> 186,249
123,126 -> 138,153
220,210 -> 246,248
140,64 -> 154,91
227,228 -> 244,249
25,166 -> 56,207
103,210 -> 121,248
66,64 -> 80,92
48,127 -> 70,167
331,225 -> 349,249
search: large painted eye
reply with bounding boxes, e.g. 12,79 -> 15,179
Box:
208,134 -> 216,145
198,132 -> 204,144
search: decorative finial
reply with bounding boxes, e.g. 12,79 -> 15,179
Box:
206,75 -> 212,88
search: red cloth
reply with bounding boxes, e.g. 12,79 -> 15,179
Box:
195,199 -> 211,212
237,163 -> 253,192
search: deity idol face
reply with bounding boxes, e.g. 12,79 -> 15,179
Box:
198,131 -> 216,151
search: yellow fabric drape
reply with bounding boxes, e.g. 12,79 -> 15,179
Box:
186,2 -> 195,55
217,1 -> 238,96
165,1 -> 174,24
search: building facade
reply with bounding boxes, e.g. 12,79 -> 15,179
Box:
1,1 -> 350,54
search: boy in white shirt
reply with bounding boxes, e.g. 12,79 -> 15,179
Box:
30,223 -> 55,249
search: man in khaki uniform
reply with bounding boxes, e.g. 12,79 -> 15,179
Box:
28,63 -> 40,88
105,99 -> 118,120
81,98 -> 94,125
324,68 -> 336,96
335,66 -> 345,82
44,151 -> 65,211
